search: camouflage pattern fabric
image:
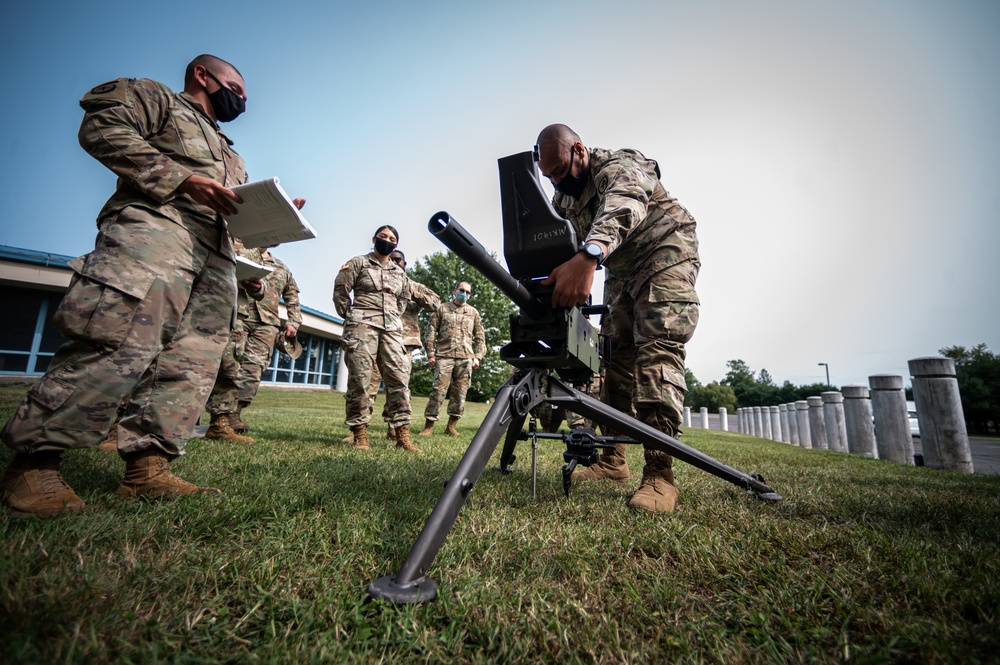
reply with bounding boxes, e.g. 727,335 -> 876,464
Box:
551,147 -> 700,442
424,300 -> 486,421
237,250 -> 301,405
334,253 -> 412,428
425,301 -> 486,361
1,76 -> 246,457
424,357 -> 474,420
206,243 -> 264,416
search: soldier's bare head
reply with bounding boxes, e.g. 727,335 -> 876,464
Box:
455,282 -> 472,295
536,124 -> 587,190
390,250 -> 406,269
374,225 -> 399,244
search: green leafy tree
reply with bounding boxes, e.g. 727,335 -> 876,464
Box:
686,382 -> 738,412
940,343 -> 1000,434
407,250 -> 517,401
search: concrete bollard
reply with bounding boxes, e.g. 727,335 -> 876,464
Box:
761,407 -> 772,440
842,385 -> 877,457
869,374 -> 914,465
807,396 -> 829,450
683,406 -> 692,428
909,357 -> 974,473
700,407 -> 709,429
795,400 -> 812,448
778,404 -> 790,443
753,407 -> 762,437
719,407 -> 728,432
769,406 -> 782,442
822,392 -> 849,453
785,403 -> 800,445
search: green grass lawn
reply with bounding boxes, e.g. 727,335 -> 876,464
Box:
1,383 -> 998,663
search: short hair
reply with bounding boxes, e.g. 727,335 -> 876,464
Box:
390,249 -> 406,262
184,54 -> 242,87
455,281 -> 471,291
374,225 -> 400,242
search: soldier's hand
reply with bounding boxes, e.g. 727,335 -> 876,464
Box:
285,324 -> 297,338
428,356 -> 436,368
179,174 -> 242,216
540,252 -> 598,308
240,278 -> 263,293
472,358 -> 480,370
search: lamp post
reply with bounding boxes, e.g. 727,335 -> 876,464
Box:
818,362 -> 830,386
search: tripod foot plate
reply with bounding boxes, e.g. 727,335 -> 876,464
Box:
367,575 -> 438,604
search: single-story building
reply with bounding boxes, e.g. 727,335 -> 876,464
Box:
0,245 -> 349,391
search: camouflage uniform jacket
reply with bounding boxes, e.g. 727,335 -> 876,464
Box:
78,77 -> 248,258
248,252 -> 301,330
402,280 -> 440,349
426,301 -> 486,360
552,147 -> 699,301
333,252 -> 410,332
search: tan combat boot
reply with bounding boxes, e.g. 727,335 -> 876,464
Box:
352,424 -> 370,450
231,401 -> 251,433
627,450 -> 678,513
394,425 -> 422,452
117,448 -> 220,498
444,416 -> 461,436
204,414 -> 254,444
572,443 -> 631,482
2,451 -> 85,517
97,426 -> 118,452
418,419 -> 435,436
342,431 -> 355,443
387,425 -> 397,441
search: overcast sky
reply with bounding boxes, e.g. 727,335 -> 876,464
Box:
1,0 -> 997,388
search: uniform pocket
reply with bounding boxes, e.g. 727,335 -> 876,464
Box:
52,249 -> 159,350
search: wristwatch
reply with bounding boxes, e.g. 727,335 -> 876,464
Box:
581,242 -> 605,265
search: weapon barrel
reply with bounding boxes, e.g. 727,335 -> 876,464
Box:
428,211 -> 546,319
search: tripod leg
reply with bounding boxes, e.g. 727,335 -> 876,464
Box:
497,411 -> 526,472
368,371 -> 546,604
544,377 -> 782,500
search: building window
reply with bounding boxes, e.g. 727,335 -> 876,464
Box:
261,330 -> 339,388
0,286 -> 67,375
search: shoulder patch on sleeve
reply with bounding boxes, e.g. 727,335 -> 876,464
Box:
598,174 -> 610,195
339,263 -> 352,271
81,78 -> 130,105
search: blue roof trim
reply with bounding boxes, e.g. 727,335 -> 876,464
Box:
0,245 -> 76,269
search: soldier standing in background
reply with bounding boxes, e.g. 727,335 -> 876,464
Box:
1,55 -> 304,516
535,123 -> 699,514
333,226 -> 419,452
203,240 -> 266,444
231,245 -> 302,432
419,281 -> 486,437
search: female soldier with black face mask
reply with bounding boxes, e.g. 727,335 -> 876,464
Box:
333,225 -> 420,451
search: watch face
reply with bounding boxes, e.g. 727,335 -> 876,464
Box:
585,244 -> 602,259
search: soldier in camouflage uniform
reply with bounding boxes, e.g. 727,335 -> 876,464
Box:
333,226 -> 419,451
203,240 -> 266,444
419,282 -> 487,437
1,55 -> 308,516
536,124 -> 700,514
231,245 -> 302,431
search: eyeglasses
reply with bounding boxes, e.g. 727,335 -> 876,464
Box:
390,256 -> 405,266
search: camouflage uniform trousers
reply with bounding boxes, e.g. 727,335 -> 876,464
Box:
601,259 -> 700,443
424,357 -> 474,421
376,346 -> 418,423
342,322 -> 411,428
205,319 -> 249,416
1,207 -> 236,457
236,321 -> 281,405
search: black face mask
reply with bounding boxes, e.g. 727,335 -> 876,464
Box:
374,238 -> 397,256
205,70 -> 246,123
553,147 -> 588,198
